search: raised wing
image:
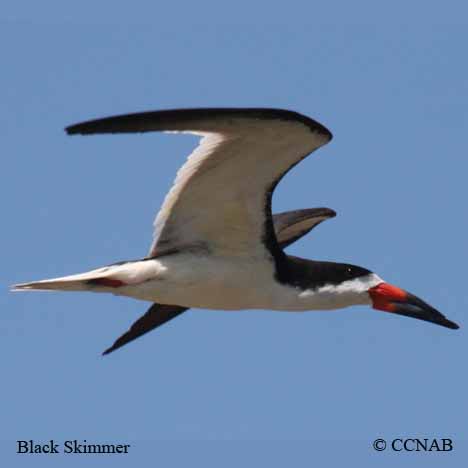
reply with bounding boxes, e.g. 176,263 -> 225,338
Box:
274,208 -> 336,249
102,207 -> 336,355
67,108 -> 332,262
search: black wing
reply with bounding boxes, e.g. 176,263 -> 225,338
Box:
274,208 -> 336,249
102,303 -> 187,355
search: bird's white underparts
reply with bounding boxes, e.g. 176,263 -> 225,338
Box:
12,108 -> 459,354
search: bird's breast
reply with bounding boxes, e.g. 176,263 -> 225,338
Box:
117,252 -> 279,310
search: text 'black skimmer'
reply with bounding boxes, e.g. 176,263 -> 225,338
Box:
13,108 -> 459,354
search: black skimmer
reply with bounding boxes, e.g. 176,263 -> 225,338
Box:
13,108 -> 459,354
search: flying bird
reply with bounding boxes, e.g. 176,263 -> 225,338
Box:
13,108 -> 459,354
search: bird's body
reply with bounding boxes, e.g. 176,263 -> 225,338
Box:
127,253 -> 284,310
31,252 -> 382,311
141,253 -> 381,312
13,107 -> 459,354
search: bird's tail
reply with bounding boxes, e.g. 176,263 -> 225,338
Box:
11,261 -> 152,293
11,267 -> 121,292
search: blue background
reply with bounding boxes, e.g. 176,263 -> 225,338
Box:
2,1 -> 467,466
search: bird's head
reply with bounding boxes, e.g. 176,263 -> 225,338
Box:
367,281 -> 459,329
289,258 -> 458,329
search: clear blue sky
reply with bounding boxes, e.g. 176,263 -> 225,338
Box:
2,1 -> 467,466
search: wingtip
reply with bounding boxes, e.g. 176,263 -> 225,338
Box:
102,344 -> 117,356
305,207 -> 337,219
322,127 -> 333,142
445,319 -> 460,330
65,120 -> 100,135
65,124 -> 81,135
102,341 -> 121,356
10,283 -> 34,291
325,208 -> 337,218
